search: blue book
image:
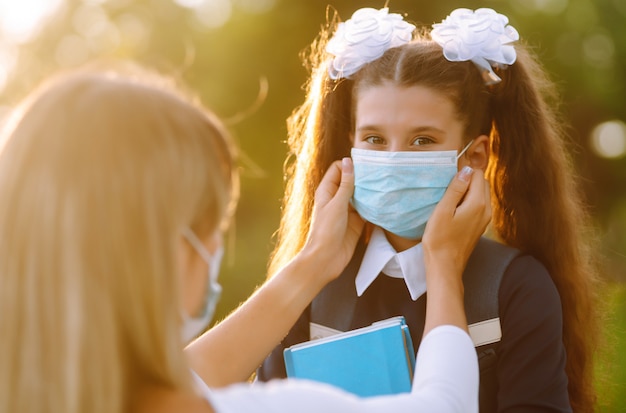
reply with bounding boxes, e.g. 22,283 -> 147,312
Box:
283,316 -> 415,397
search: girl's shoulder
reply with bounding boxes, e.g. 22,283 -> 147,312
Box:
501,254 -> 557,299
499,254 -> 563,322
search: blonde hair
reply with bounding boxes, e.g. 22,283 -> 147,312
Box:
0,64 -> 238,413
271,18 -> 600,412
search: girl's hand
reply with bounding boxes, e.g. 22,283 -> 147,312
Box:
422,166 -> 492,277
302,158 -> 365,282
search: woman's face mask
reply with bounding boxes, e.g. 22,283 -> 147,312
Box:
351,141 -> 472,240
181,228 -> 223,343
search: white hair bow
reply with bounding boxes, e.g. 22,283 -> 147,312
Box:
431,8 -> 519,85
326,7 -> 415,80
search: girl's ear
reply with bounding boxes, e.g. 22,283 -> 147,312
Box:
349,132 -> 355,145
465,135 -> 490,171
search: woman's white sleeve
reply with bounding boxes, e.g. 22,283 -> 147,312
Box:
204,325 -> 478,413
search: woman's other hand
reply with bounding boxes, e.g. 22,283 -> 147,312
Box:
302,158 -> 365,283
421,166 -> 491,334
423,166 -> 492,275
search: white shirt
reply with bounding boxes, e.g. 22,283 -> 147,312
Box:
197,325 -> 478,413
355,227 -> 426,301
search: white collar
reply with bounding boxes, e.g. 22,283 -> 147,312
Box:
355,227 -> 426,301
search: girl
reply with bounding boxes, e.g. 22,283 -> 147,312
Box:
258,7 -> 600,413
0,63 -> 490,413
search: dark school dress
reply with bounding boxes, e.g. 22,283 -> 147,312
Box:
257,237 -> 572,413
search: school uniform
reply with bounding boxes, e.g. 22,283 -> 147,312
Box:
258,229 -> 572,413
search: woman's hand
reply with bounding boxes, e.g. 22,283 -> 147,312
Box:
422,166 -> 492,275
421,166 -> 492,335
301,158 -> 365,283
187,159 -> 363,388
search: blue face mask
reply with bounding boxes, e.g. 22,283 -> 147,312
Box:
181,228 -> 223,343
351,142 -> 472,240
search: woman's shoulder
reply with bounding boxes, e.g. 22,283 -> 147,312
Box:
133,383 -> 215,413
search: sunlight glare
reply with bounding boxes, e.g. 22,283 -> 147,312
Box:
0,45 -> 17,93
0,0 -> 63,44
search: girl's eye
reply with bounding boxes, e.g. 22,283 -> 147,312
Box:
364,135 -> 385,145
411,136 -> 434,146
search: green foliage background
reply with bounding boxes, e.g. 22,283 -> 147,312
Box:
2,0 -> 624,409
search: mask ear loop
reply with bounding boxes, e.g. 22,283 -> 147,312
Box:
456,139 -> 474,160
182,227 -> 223,287
181,227 -> 224,320
182,227 -> 215,263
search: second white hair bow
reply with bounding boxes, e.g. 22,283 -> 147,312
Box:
431,8 -> 519,85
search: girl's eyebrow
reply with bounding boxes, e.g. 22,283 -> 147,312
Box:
355,124 -> 446,134
355,124 -> 381,132
408,126 -> 446,135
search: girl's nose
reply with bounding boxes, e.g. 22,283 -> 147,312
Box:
389,141 -> 404,152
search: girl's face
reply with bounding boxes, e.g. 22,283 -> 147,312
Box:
353,83 -> 470,164
352,82 -> 489,250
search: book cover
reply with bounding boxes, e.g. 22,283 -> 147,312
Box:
283,316 -> 415,397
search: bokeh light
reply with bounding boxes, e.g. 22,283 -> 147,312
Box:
115,12 -> 150,52
55,34 -> 90,67
175,0 -> 232,29
582,31 -> 615,68
510,0 -> 568,15
72,3 -> 109,39
590,120 -> 626,159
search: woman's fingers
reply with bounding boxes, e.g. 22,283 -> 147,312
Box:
306,158 -> 364,280
436,166 -> 474,215
423,166 -> 491,265
455,170 -> 491,227
335,158 -> 355,205
314,158 -> 356,208
314,160 -> 342,208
